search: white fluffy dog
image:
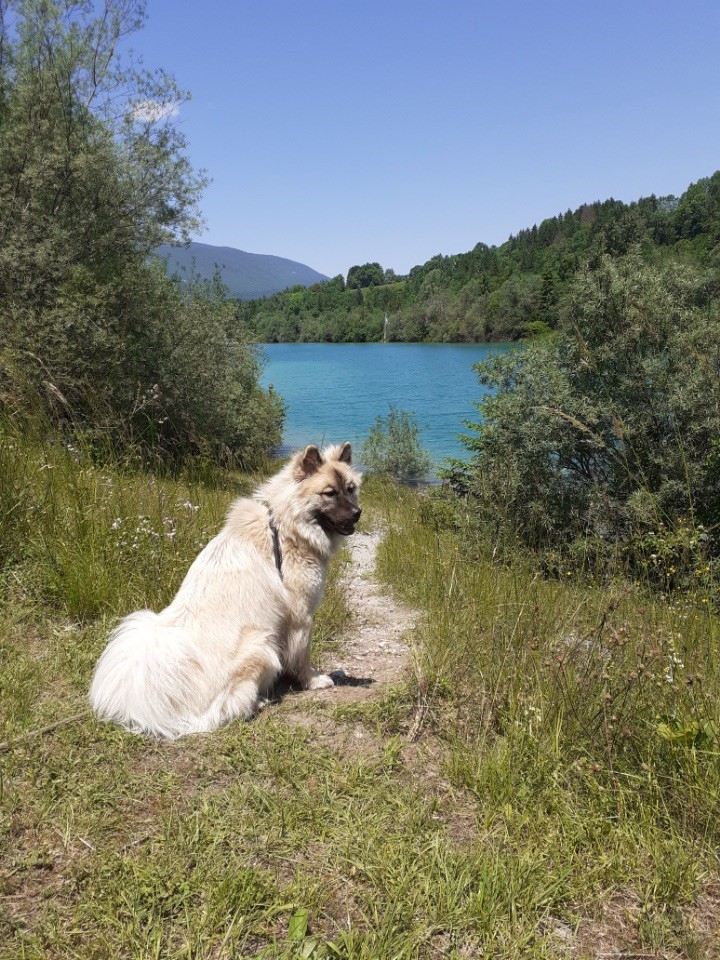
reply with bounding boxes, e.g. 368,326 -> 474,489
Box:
89,443 -> 362,738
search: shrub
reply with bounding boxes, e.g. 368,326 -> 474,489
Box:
454,253 -> 720,585
361,407 -> 432,484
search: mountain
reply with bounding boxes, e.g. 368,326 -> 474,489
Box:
155,242 -> 329,300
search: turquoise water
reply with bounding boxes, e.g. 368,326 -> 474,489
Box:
260,342 -> 515,466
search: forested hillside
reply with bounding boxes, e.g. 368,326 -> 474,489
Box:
236,172 -> 720,342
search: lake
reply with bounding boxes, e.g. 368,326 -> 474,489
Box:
260,342 -> 515,467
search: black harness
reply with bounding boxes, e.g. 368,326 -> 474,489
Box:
267,509 -> 283,579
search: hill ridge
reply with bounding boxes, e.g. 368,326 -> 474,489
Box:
156,241 -> 329,300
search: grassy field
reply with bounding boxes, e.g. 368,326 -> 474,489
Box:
1,429 -> 719,958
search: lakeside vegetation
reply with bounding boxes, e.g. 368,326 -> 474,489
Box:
450,252 -> 720,596
0,0 -> 282,464
236,171 -> 720,344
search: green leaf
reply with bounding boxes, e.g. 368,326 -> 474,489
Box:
656,719 -> 714,748
288,908 -> 309,941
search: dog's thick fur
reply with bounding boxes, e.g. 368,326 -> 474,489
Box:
89,442 -> 362,739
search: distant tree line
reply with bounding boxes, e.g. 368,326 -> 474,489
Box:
236,172 -> 720,344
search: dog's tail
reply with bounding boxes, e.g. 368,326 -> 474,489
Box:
89,610 -> 198,739
89,614 -> 281,739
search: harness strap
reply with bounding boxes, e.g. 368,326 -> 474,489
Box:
268,509 -> 283,579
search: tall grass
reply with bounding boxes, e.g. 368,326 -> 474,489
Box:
1,423 -> 234,619
364,479 -> 720,955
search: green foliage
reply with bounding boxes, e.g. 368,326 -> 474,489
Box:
452,253 -> 720,589
237,171 -> 720,344
361,407 -> 432,484
0,0 -> 282,462
0,416 -> 230,617
368,480 -> 720,955
0,0 -> 202,299
346,261 -> 385,289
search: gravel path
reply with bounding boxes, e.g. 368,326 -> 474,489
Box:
327,528 -> 416,699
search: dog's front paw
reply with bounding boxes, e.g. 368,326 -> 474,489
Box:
307,672 -> 334,690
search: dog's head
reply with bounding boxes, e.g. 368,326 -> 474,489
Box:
294,442 -> 362,537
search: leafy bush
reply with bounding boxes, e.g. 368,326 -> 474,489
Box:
0,0 -> 282,464
361,407 -> 432,483
2,262 -> 285,463
453,253 -> 720,587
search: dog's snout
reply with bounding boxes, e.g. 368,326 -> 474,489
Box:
352,507 -> 362,521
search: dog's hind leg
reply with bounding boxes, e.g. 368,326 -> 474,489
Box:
186,633 -> 282,734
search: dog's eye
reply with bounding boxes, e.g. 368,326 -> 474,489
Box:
322,489 -> 337,497
347,484 -> 356,494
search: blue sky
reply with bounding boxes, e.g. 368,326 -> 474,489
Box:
131,0 -> 720,278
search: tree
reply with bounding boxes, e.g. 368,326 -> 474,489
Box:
237,170 -> 720,346
347,262 -> 385,289
0,0 -> 204,303
456,253 -> 720,575
0,0 -> 283,462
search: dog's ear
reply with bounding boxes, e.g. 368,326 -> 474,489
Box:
338,441 -> 352,465
295,444 -> 323,479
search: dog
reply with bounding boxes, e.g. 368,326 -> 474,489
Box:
89,442 -> 361,738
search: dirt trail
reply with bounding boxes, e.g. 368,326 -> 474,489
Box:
328,528 -> 416,699
279,526 -> 477,839
274,527 -> 417,722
